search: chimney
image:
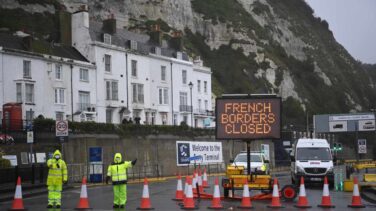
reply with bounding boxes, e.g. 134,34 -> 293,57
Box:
72,5 -> 89,28
170,30 -> 183,51
59,11 -> 72,45
22,36 -> 33,51
102,14 -> 116,34
149,24 -> 163,46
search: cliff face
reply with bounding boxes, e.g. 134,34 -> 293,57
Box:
1,0 -> 375,125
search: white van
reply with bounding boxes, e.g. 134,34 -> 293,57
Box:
290,138 -> 334,187
231,152 -> 269,175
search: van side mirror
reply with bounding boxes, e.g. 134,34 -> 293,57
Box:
264,160 -> 270,163
229,159 -> 234,163
290,155 -> 295,162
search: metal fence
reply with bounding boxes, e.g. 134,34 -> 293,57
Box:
0,164 -> 48,185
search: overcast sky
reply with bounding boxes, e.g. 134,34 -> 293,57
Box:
305,0 -> 376,64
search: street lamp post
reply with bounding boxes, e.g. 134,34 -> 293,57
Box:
188,82 -> 193,127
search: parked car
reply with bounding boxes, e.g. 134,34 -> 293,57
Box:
0,134 -> 15,145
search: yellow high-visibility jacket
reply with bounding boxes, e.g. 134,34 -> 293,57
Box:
47,150 -> 68,186
107,153 -> 132,185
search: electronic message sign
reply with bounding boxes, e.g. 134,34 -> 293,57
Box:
216,97 -> 281,140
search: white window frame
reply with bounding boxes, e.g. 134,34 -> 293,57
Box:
79,68 -> 89,82
132,83 -> 144,104
179,92 -> 188,106
104,54 -> 111,72
204,100 -> 208,110
55,64 -> 62,80
131,60 -> 137,77
25,83 -> 34,103
198,99 -> 202,111
105,80 -> 118,101
56,112 -> 64,121
182,70 -> 187,84
54,88 -> 65,104
16,83 -> 22,103
161,66 -> 166,81
103,33 -> 111,45
23,60 -> 31,78
197,80 -> 201,92
204,81 -> 208,93
79,91 -> 90,111
158,88 -> 169,105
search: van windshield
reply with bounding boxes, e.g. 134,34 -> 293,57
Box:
234,154 -> 262,162
296,148 -> 332,161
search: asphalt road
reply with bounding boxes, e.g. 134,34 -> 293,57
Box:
1,174 -> 375,211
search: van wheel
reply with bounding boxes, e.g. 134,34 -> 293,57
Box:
224,188 -> 229,198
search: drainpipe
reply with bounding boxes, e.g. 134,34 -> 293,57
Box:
70,63 -> 74,122
170,62 -> 174,125
125,53 -> 129,110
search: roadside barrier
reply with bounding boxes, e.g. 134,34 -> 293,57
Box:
294,176 -> 311,208
173,175 -> 184,201
207,177 -> 223,209
9,176 -> 26,211
348,177 -> 365,208
267,178 -> 284,208
181,176 -> 198,210
318,176 -> 335,208
237,179 -> 253,209
202,168 -> 209,188
75,177 -> 91,210
137,178 -> 154,210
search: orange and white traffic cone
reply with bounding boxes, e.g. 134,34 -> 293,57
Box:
137,178 -> 154,210
267,178 -> 284,208
238,179 -> 253,209
75,177 -> 91,210
348,177 -> 365,208
202,168 -> 209,188
208,177 -> 223,209
192,171 -> 197,194
197,170 -> 204,193
181,177 -> 198,210
317,176 -> 335,208
9,177 -> 26,211
294,176 -> 311,208
173,174 -> 184,201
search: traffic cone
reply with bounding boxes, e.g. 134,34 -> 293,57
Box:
197,169 -> 204,193
238,179 -> 253,209
348,177 -> 365,208
9,177 -> 26,211
192,171 -> 197,194
173,174 -> 184,201
294,176 -> 311,208
317,176 -> 335,208
267,178 -> 284,208
75,177 -> 91,210
202,168 -> 209,188
208,177 -> 224,209
181,176 -> 198,210
137,178 -> 154,210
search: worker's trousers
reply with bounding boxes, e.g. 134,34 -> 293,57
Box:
48,185 -> 62,205
113,184 -> 127,205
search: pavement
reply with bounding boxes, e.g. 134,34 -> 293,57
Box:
1,172 -> 376,211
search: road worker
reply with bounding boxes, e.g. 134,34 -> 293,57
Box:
106,153 -> 137,208
46,149 -> 68,208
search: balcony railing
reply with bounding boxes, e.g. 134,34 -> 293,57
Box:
77,103 -> 96,112
179,105 -> 192,112
194,109 -> 214,116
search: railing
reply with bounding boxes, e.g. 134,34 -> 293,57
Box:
76,103 -> 96,112
0,164 -> 48,185
179,105 -> 192,112
194,109 -> 214,116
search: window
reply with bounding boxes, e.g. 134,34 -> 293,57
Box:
158,88 -> 169,105
174,114 -> 178,125
79,91 -> 90,111
204,100 -> 208,110
103,33 -> 111,45
180,92 -> 188,105
182,70 -> 187,84
16,83 -> 22,103
105,54 -> 111,72
106,109 -> 113,123
130,40 -> 138,50
79,68 -> 89,81
183,115 -> 188,124
161,66 -> 166,81
26,110 -> 34,122
204,81 -> 207,93
55,64 -> 62,80
131,60 -> 137,77
132,83 -> 144,103
105,80 -> 118,100
25,84 -> 34,103
56,112 -> 64,121
198,99 -> 202,110
54,88 -> 65,104
197,80 -> 201,92
23,60 -> 31,78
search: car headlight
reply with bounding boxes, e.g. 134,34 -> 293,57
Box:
297,166 -> 305,173
327,166 -> 334,173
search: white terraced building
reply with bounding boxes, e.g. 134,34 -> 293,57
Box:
72,9 -> 213,127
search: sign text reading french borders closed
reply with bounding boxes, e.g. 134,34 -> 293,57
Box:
216,97 -> 281,139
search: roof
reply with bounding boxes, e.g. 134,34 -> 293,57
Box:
0,32 -> 89,62
296,138 -> 329,147
88,21 -> 189,60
